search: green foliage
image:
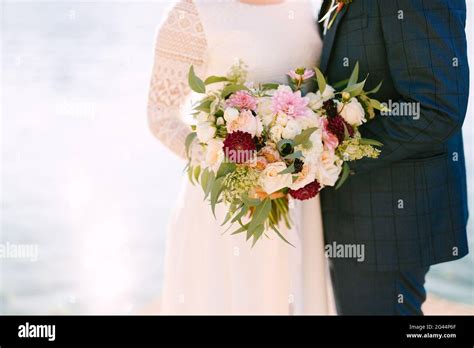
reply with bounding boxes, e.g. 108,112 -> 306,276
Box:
184,132 -> 197,159
210,176 -> 225,217
188,65 -> 206,93
314,67 -> 326,94
335,162 -> 350,190
347,62 -> 359,87
216,162 -> 237,179
343,79 -> 367,98
247,198 -> 271,238
221,84 -> 249,98
359,138 -> 383,147
204,75 -> 229,85
293,127 -> 317,146
365,81 -> 383,95
261,83 -> 279,90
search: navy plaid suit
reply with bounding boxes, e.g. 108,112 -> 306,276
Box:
318,0 -> 469,314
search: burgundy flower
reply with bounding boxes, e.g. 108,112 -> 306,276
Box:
289,180 -> 321,200
323,100 -> 338,118
325,114 -> 354,143
223,131 -> 256,164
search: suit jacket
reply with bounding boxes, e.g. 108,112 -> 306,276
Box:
318,0 -> 469,271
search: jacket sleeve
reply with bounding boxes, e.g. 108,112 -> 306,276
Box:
350,0 -> 469,174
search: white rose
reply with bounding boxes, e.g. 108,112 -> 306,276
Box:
259,161 -> 293,194
338,98 -> 366,126
196,121 -> 216,143
205,138 -> 224,172
223,107 -> 239,122
226,110 -> 259,137
320,85 -> 335,101
306,86 -> 336,112
298,111 -> 320,129
315,150 -> 343,187
269,124 -> 284,143
306,92 -> 324,111
196,111 -> 209,123
257,97 -> 275,126
282,119 -> 302,139
290,162 -> 317,191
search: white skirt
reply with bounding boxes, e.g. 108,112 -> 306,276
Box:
160,177 -> 334,315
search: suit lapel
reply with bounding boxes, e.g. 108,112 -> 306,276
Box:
319,4 -> 349,73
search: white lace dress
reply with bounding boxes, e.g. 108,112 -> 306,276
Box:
148,0 -> 332,314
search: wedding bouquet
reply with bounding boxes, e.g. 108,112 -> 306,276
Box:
184,61 -> 384,245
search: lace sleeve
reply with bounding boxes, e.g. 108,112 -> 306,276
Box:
147,0 -> 207,159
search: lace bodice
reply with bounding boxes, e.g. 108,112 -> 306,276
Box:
147,0 -> 323,158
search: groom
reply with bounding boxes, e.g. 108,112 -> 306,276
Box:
318,0 -> 469,315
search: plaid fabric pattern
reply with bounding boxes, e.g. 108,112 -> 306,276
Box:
319,0 -> 469,271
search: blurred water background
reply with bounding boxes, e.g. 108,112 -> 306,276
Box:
0,0 -> 473,314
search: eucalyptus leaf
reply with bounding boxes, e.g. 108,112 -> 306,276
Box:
247,198 -> 271,236
335,162 -> 350,190
366,80 -> 383,95
221,209 -> 234,226
187,164 -> 194,185
278,163 -> 295,174
332,78 -> 349,90
347,62 -> 360,87
231,223 -> 249,235
231,205 -> 249,224
200,168 -> 210,193
204,75 -> 229,85
203,171 -> 216,200
293,127 -> 317,146
210,176 -> 225,217
343,79 -> 367,97
194,99 -> 212,113
359,138 -> 383,147
184,132 -> 197,159
269,224 -> 295,247
188,65 -> 206,94
221,84 -> 249,98
216,162 -> 236,179
193,165 -> 201,183
251,224 -> 265,247
284,150 -> 303,160
314,67 -> 326,94
241,194 -> 262,207
261,83 -> 279,90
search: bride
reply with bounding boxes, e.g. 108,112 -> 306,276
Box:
147,0 -> 331,314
